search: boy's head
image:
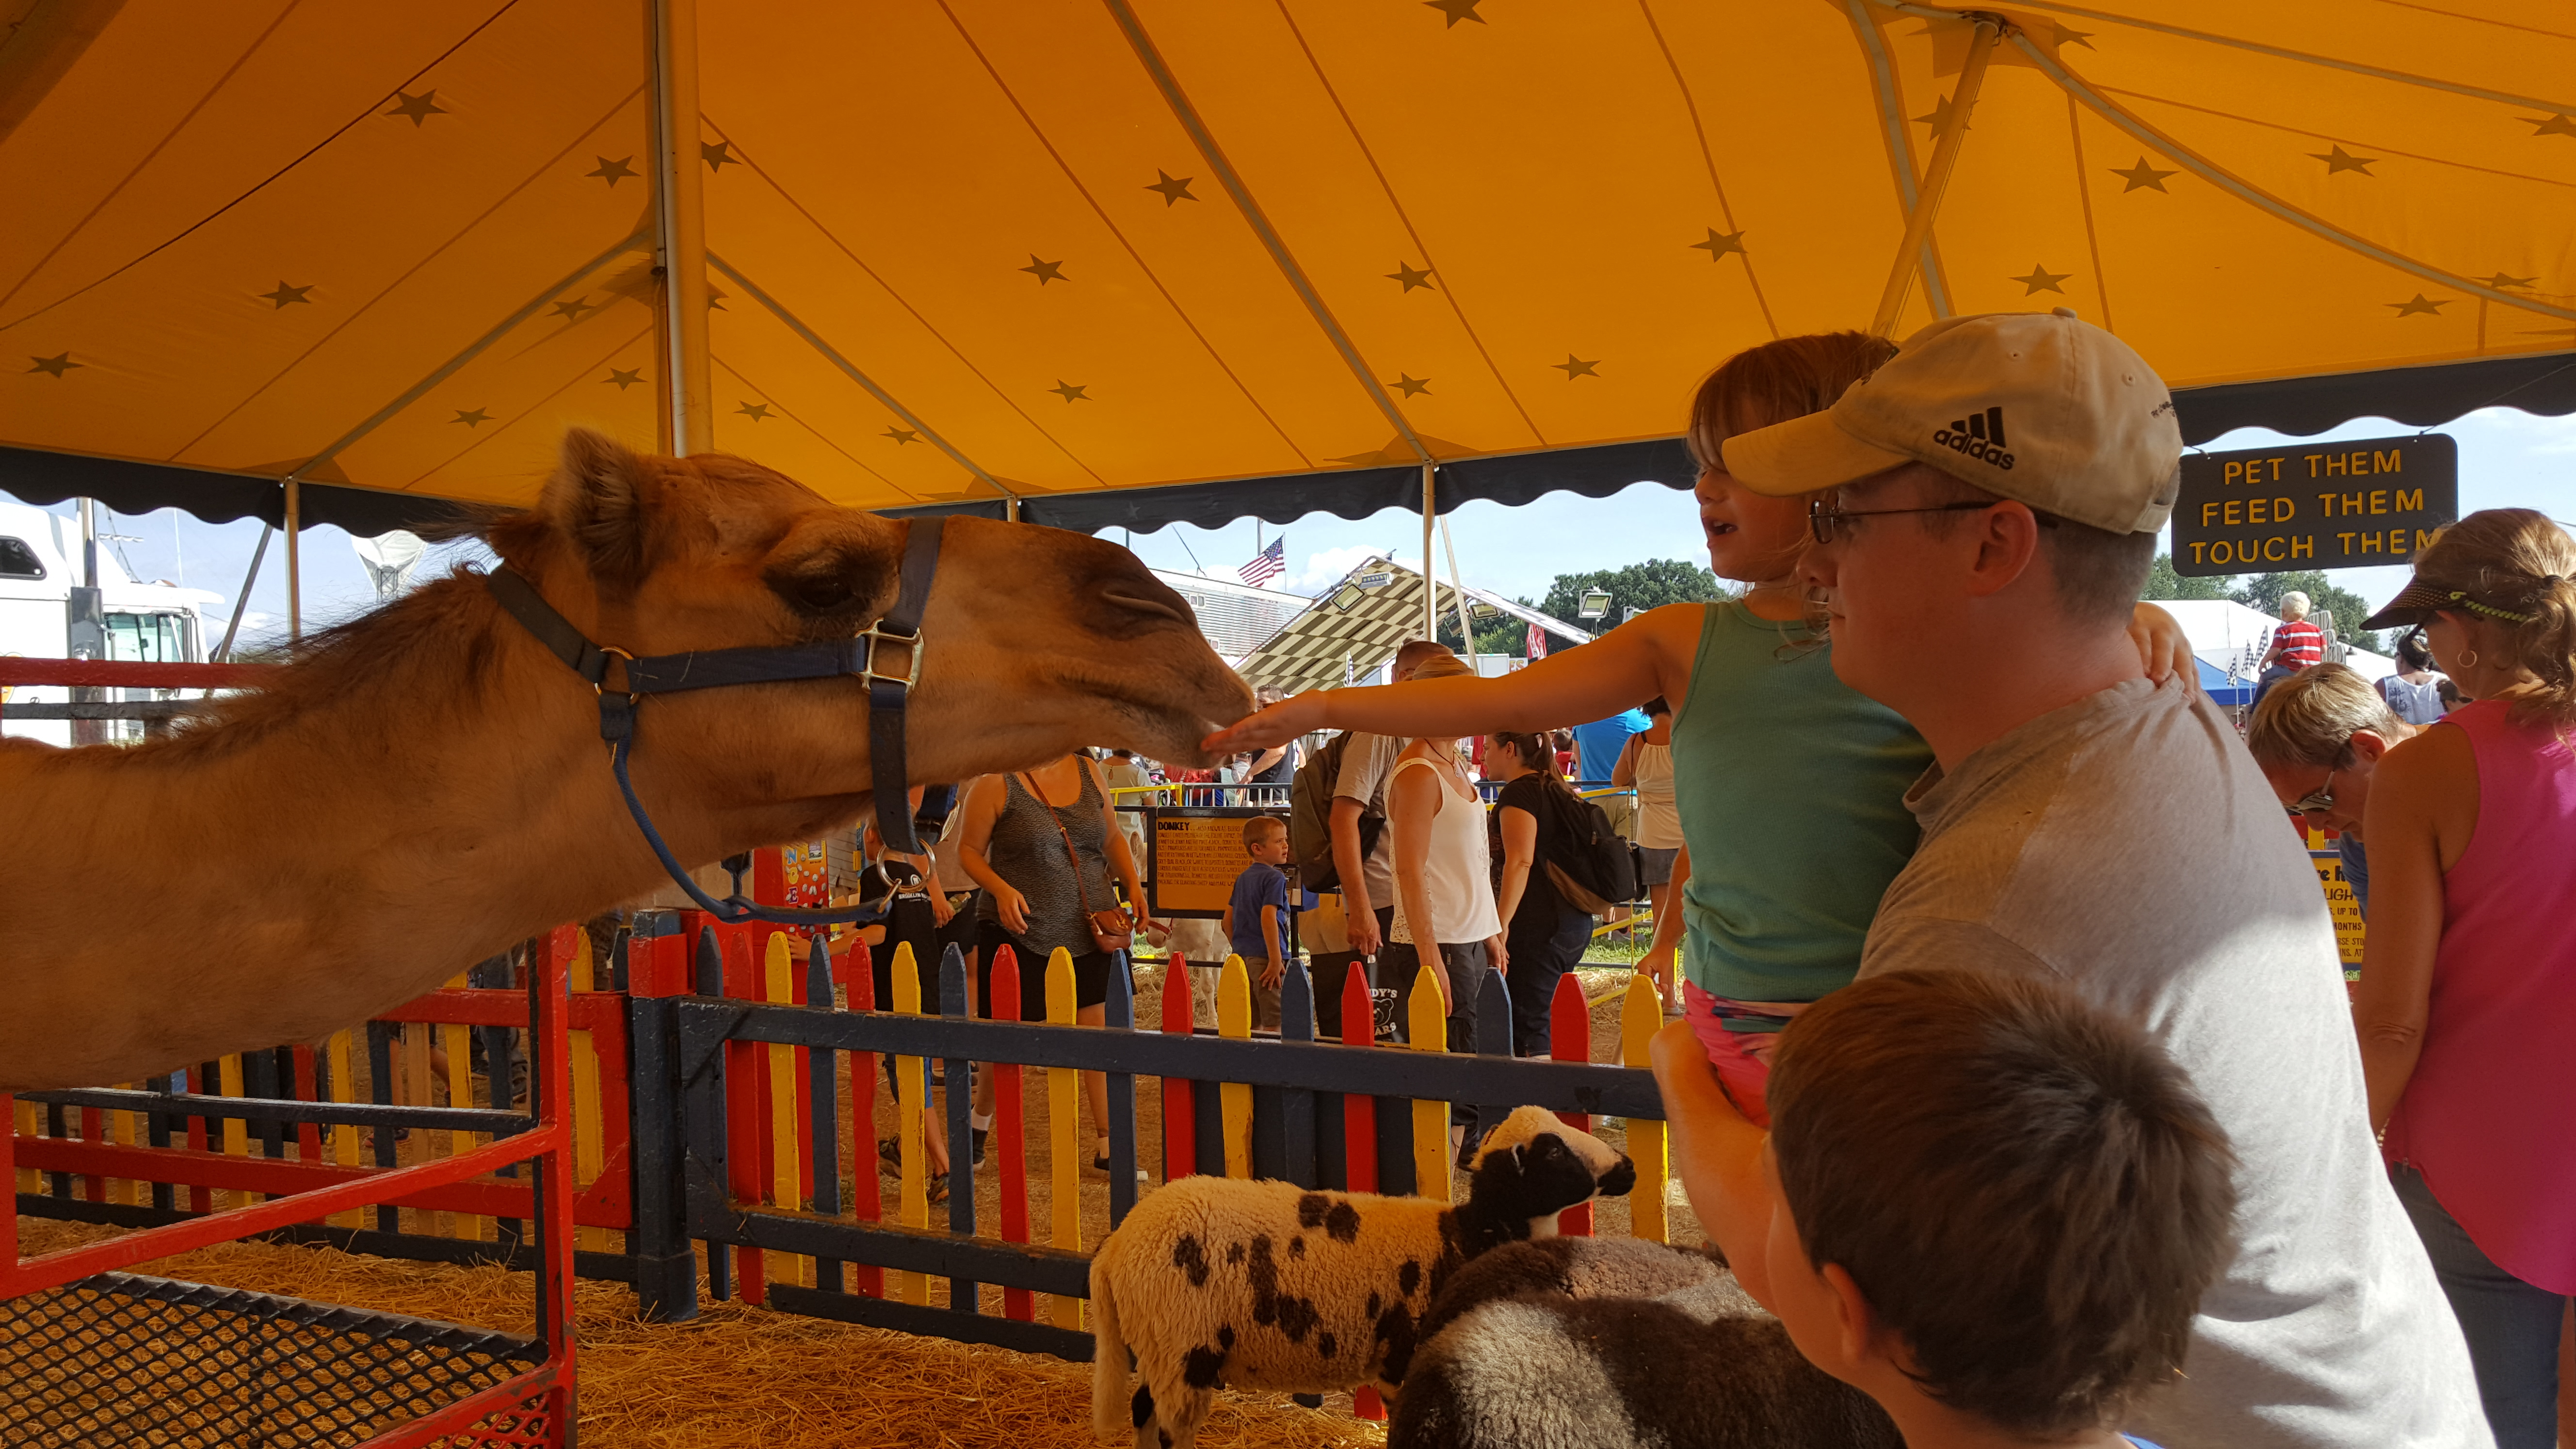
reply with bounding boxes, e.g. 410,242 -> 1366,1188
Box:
1763,970 -> 2237,1442
1241,815 -> 1289,864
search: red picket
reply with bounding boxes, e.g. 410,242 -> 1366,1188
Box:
721,925 -> 767,1303
994,947 -> 1032,1322
182,1065 -> 209,1214
844,939 -> 884,1299
1159,956 -> 1196,1181
1548,972 -> 1594,1237
1342,961 -> 1385,1423
291,1045 -> 323,1162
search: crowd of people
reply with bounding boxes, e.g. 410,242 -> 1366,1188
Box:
833,309 -> 2570,1449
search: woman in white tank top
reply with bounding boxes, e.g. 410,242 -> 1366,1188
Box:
1385,695 -> 1506,1164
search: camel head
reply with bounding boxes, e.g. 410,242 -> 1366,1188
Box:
485,429 -> 1251,830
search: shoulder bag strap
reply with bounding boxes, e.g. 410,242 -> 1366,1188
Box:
1026,767 -> 1101,918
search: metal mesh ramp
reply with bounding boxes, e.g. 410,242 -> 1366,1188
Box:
0,1271 -> 545,1448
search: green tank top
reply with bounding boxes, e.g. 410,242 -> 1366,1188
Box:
1671,602 -> 1931,1014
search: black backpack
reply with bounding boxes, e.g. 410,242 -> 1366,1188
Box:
1288,732 -> 1383,893
1532,781 -> 1641,916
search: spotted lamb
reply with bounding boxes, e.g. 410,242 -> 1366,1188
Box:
1389,1235 -> 1902,1449
1089,1105 -> 1635,1449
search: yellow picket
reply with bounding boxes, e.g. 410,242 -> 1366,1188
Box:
1217,956 -> 1253,1179
12,1098 -> 36,1194
763,932 -> 806,1288
569,933 -> 610,1256
110,1086 -> 141,1207
893,942 -> 928,1306
326,1029 -> 360,1228
1408,961 -> 1451,1204
219,1054 -> 248,1211
1047,947 -> 1082,1331
442,972 -> 483,1243
1620,973 -> 1669,1244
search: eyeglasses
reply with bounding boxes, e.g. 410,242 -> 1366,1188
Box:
1807,497 -> 2005,545
2285,769 -> 2338,817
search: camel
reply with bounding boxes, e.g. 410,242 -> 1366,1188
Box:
0,429 -> 1252,1090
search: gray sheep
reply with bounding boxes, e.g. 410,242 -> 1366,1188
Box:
1391,1235 -> 1902,1449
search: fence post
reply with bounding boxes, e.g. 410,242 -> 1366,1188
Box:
806,935 -> 843,1295
1409,960 -> 1451,1204
894,943 -> 929,1307
1046,948 -> 1082,1331
763,933 -> 806,1288
1344,965 -> 1387,1425
1277,962 -> 1316,1189
1548,971 -> 1594,1237
1105,952 -> 1139,1228
1217,957 -> 1254,1180
1474,968 -> 1513,1160
626,960 -> 698,1321
941,944 -> 981,1312
1621,972 -> 1669,1243
1158,957 -> 1195,1183
994,947 -> 1031,1321
721,926 -> 767,1303
845,938 -> 884,1300
692,924 -> 733,1302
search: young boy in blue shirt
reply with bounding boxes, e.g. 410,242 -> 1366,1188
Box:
1221,815 -> 1294,1030
1653,969 -> 2239,1449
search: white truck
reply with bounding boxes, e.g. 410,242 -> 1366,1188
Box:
0,499 -> 221,746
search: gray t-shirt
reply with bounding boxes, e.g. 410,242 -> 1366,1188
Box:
1861,676 -> 2488,1449
1333,731 -> 1405,917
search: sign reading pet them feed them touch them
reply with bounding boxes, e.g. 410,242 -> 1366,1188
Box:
2173,434 -> 2457,578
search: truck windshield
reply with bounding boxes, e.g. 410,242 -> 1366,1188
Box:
105,612 -> 189,663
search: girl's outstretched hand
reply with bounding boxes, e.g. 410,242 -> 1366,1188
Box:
2128,601 -> 2197,688
1201,690 -> 1327,755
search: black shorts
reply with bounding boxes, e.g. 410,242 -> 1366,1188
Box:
975,920 -> 1113,1018
869,892 -> 980,1014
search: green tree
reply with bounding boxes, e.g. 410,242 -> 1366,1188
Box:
1434,603 -> 1540,660
2232,570 -> 2384,655
1536,559 -> 1735,636
2142,553 -> 2234,602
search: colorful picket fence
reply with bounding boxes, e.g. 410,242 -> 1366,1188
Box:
649,929 -> 1672,1396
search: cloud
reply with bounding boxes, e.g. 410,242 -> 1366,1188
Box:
1290,544 -> 1392,592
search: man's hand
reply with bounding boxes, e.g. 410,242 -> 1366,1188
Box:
1202,690 -> 1326,755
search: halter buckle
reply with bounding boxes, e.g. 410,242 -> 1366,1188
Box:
593,645 -> 636,697
857,621 -> 925,691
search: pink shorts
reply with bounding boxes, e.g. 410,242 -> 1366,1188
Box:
1681,982 -> 1791,1129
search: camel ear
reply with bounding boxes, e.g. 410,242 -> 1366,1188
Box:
541,427 -> 653,592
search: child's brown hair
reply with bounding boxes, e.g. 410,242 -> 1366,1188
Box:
1240,815 -> 1286,852
1767,970 -> 2238,1439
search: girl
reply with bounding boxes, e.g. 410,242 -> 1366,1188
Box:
1205,332 -> 2191,1124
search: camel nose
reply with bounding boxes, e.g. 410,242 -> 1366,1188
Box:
1100,587 -> 1194,629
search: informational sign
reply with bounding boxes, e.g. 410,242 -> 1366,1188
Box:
1147,806 -> 1280,918
2310,850 -> 2365,980
2173,433 -> 2456,577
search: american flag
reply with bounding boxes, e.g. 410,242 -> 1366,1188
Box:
1239,536 -> 1286,587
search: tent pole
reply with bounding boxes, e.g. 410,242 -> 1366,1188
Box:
1420,464 -> 1437,642
210,525 -> 270,666
283,478 -> 302,643
1868,17 -> 1998,337
650,0 -> 712,456
1439,515 -> 1477,664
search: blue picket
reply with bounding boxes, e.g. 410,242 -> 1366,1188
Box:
1475,968 -> 1514,1155
1278,962 -> 1317,1189
1105,953 -> 1138,1227
806,935 -> 843,1294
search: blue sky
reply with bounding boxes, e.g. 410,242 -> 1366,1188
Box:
9,406 -> 2570,650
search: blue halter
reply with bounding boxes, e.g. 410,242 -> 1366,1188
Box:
485,516 -> 944,927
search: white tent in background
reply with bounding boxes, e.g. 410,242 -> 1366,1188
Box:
350,531 -> 427,603
2154,599 -> 2397,691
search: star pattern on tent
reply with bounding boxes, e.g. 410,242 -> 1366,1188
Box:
550,296 -> 597,321
2012,263 -> 2072,294
1913,94 -> 1956,139
2477,273 -> 2539,289
2040,21 -> 2094,49
1386,261 -> 1435,291
1553,354 -> 1599,379
707,286 -> 728,311
1145,170 -> 1197,204
2387,294 -> 2447,316
386,90 -> 447,125
1049,381 -> 1090,402
736,402 -> 771,421
28,353 -> 78,377
2523,113 -> 2576,138
702,141 -> 736,170
1022,255 -> 1068,285
258,281 -> 313,308
588,156 -> 636,186
605,368 -> 643,388
1389,373 -> 1432,397
884,427 -> 921,444
1689,228 -> 1746,260
453,408 -> 490,427
2311,145 -> 2376,175
2109,157 -> 2177,192
1424,0 -> 1484,26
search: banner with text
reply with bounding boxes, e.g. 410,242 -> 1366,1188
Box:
2173,433 -> 2457,577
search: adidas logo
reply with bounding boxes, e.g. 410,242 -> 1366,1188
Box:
1933,406 -> 2016,471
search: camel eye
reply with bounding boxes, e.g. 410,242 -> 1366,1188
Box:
769,555 -> 864,615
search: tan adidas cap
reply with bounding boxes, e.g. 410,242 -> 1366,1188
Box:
1720,310 -> 2182,535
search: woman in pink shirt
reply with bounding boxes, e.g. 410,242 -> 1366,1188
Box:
2355,507 -> 2576,1449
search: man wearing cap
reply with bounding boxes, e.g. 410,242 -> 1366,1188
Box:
1713,312 -> 2489,1447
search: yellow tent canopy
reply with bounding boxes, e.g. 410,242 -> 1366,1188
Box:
3,0 -> 2571,536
